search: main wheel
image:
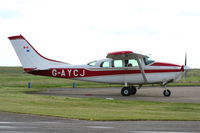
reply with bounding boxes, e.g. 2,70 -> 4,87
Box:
163,89 -> 171,97
130,86 -> 137,95
121,87 -> 131,96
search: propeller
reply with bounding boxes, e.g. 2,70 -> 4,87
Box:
185,52 -> 187,66
184,52 -> 187,79
183,51 -> 191,79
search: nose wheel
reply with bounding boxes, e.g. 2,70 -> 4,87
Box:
163,89 -> 171,97
121,86 -> 137,96
163,85 -> 171,97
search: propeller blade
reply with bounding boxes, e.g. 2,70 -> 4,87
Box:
184,51 -> 191,79
185,52 -> 187,66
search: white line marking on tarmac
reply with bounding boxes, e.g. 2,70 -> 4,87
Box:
130,131 -> 198,133
87,126 -> 114,129
0,131 -> 37,133
0,122 -> 13,124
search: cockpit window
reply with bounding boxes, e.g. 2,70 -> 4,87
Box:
113,60 -> 123,67
88,61 -> 97,66
112,59 -> 139,68
125,59 -> 138,67
143,56 -> 155,65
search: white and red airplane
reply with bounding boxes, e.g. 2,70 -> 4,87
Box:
8,35 -> 188,97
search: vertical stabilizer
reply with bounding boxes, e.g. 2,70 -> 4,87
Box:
8,35 -> 69,71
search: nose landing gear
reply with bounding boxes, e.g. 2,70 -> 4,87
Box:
163,85 -> 171,97
163,89 -> 171,97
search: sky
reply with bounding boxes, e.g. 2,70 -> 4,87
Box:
1,0 -> 200,68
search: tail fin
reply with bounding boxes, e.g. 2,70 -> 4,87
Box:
8,35 -> 70,71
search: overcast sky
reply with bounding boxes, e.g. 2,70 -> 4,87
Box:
1,0 -> 200,68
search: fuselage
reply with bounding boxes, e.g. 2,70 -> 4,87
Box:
8,35 -> 184,86
26,58 -> 184,85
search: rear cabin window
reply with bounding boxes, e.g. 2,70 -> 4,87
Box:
100,61 -> 110,68
88,61 -> 97,66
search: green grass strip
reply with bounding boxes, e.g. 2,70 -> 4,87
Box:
0,87 -> 200,121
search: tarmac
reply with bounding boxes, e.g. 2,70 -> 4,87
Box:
32,86 -> 200,103
0,111 -> 200,133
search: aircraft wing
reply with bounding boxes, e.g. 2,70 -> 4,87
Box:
106,51 -> 146,60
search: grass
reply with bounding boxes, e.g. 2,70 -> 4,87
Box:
0,67 -> 200,121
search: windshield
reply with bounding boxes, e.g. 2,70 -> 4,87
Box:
143,56 -> 155,65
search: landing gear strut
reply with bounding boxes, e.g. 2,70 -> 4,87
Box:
121,86 -> 137,96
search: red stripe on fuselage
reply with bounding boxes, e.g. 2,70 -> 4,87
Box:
150,62 -> 181,67
26,68 -> 182,78
24,68 -> 36,72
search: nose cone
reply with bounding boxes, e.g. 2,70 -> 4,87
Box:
184,65 -> 191,70
180,65 -> 191,72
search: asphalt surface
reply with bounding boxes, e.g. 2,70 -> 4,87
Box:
32,86 -> 200,103
0,112 -> 200,133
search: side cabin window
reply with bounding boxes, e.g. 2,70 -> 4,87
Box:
100,61 -> 110,68
113,60 -> 123,67
125,59 -> 138,67
87,61 -> 97,66
112,59 -> 139,68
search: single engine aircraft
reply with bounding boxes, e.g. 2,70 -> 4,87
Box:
8,35 -> 188,97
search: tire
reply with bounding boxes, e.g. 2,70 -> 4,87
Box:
130,86 -> 137,95
121,87 -> 130,96
163,89 -> 171,97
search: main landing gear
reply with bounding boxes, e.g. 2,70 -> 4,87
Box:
121,86 -> 137,96
121,85 -> 171,97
